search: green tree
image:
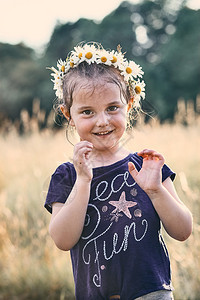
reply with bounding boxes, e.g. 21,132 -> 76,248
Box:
45,18 -> 99,64
0,0 -> 199,124
0,43 -> 44,121
148,7 -> 200,120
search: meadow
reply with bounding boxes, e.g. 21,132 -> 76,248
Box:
0,111 -> 200,299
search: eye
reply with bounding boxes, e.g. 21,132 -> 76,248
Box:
107,105 -> 118,112
82,110 -> 93,115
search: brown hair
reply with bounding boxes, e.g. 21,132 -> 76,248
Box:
61,61 -> 131,116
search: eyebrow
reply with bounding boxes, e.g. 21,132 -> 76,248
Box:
77,101 -> 122,111
77,106 -> 93,112
107,101 -> 122,106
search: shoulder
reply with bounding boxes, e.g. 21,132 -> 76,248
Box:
53,161 -> 76,178
50,161 -> 77,189
45,162 -> 76,213
53,161 -> 74,175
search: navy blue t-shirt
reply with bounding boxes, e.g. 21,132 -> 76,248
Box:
45,153 -> 175,300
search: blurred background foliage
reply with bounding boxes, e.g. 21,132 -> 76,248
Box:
0,0 -> 200,127
1,1 -> 200,299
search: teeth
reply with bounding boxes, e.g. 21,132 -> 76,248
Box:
96,131 -> 110,135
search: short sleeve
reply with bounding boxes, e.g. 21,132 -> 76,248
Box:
162,164 -> 175,182
44,163 -> 76,213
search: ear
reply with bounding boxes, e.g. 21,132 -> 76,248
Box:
60,105 -> 70,120
127,97 -> 134,112
60,105 -> 75,127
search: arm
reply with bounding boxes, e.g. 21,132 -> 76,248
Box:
128,149 -> 193,241
49,141 -> 93,251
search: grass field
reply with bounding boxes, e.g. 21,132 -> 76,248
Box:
0,121 -> 200,299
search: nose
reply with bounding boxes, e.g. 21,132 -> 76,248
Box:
96,112 -> 109,127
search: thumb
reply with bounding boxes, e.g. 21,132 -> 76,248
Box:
128,162 -> 138,179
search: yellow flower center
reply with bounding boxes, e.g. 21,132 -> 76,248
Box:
85,52 -> 93,59
101,56 -> 107,63
126,67 -> 132,74
78,53 -> 82,59
70,61 -> 74,68
61,65 -> 65,72
135,86 -> 141,94
111,56 -> 117,63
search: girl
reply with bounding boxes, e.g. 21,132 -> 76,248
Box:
45,42 -> 192,300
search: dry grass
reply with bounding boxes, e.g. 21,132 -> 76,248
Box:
128,123 -> 200,299
0,131 -> 75,299
0,120 -> 199,299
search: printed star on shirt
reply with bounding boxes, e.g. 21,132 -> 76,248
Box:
109,191 -> 137,219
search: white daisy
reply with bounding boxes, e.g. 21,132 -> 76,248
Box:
70,46 -> 83,66
57,59 -> 69,73
96,49 -> 113,66
81,44 -> 97,64
130,60 -> 144,78
110,50 -> 125,68
71,46 -> 84,61
47,42 -> 146,104
51,72 -> 62,84
55,88 -> 63,99
134,80 -> 146,99
49,66 -> 58,74
121,61 -> 144,81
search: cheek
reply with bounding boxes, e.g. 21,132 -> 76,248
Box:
113,109 -> 127,126
75,119 -> 93,134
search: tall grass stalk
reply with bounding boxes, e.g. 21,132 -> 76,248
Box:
0,123 -> 199,299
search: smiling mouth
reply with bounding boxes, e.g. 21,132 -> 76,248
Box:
93,130 -> 114,136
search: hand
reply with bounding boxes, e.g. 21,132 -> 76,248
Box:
73,141 -> 93,182
128,149 -> 165,194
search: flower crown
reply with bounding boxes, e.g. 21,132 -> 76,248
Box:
48,42 -> 145,108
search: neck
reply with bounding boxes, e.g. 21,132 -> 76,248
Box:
90,146 -> 130,168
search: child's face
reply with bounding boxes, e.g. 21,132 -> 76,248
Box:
69,80 -> 127,153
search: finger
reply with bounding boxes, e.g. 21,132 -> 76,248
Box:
137,149 -> 164,161
137,149 -> 149,159
75,147 -> 93,159
128,162 -> 138,179
145,150 -> 164,161
76,141 -> 93,148
137,149 -> 154,156
74,141 -> 93,152
152,152 -> 164,161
